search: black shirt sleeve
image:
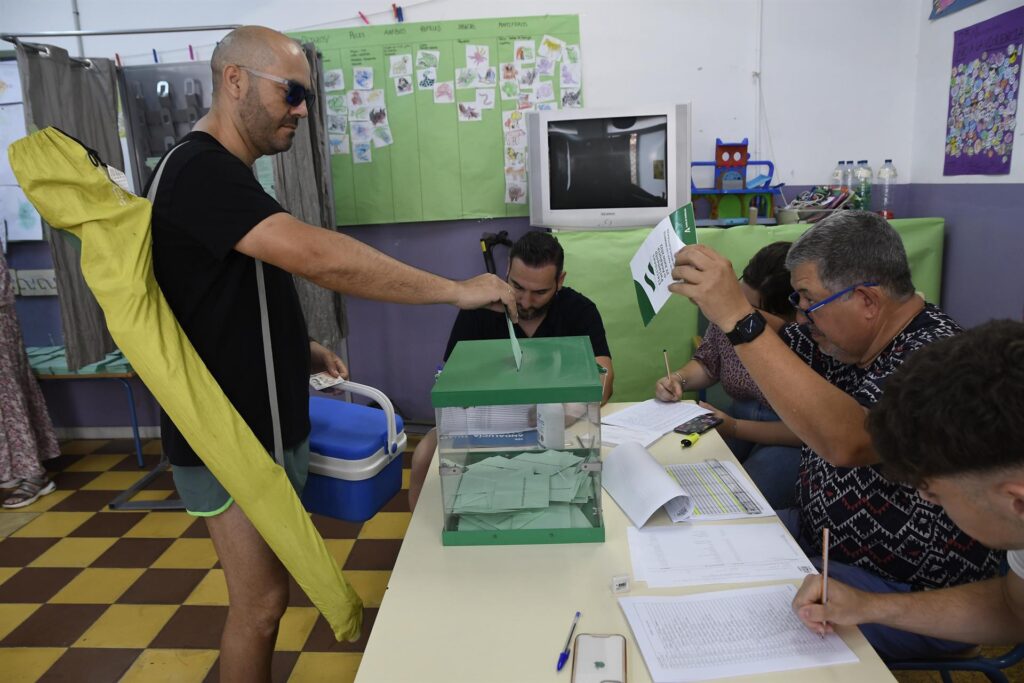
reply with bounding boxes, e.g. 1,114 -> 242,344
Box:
164,146 -> 285,259
579,299 -> 611,358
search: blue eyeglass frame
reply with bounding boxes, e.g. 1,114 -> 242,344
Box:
788,282 -> 878,321
239,66 -> 315,108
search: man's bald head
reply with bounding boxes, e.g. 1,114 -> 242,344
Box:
211,26 -> 305,95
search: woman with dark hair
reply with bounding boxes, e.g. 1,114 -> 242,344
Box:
655,241 -> 802,508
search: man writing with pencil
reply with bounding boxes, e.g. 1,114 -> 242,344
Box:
794,321 -> 1024,650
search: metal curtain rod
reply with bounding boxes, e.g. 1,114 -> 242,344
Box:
1,24 -> 240,41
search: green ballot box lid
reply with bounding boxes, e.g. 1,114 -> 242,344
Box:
432,336 -> 602,407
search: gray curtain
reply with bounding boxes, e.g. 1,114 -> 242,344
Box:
16,42 -> 122,370
272,43 -> 347,349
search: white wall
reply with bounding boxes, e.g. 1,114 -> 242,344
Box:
2,0 -> 920,185
911,0 -> 1024,184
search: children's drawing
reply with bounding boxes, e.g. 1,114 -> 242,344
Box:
353,143 -> 372,163
346,90 -> 364,107
517,92 -> 535,111
534,81 -> 555,102
395,76 -> 413,96
389,54 -> 412,78
327,114 -> 348,133
327,95 -> 347,113
433,81 -> 455,104
456,67 -> 477,90
505,146 -> 527,167
560,63 -> 581,88
416,49 -> 440,69
500,78 -> 520,101
369,108 -> 388,126
372,124 -> 394,147
501,62 -> 519,81
505,166 -> 526,183
324,68 -> 345,91
505,128 -> 527,149
466,45 -> 489,67
418,68 -> 437,90
536,57 -> 555,77
476,89 -> 496,109
537,102 -> 557,111
348,105 -> 370,122
514,40 -> 536,63
506,182 -> 527,204
518,67 -> 537,89
475,66 -> 497,87
565,44 -> 581,64
353,67 -> 374,90
351,122 -> 374,143
538,34 -> 566,60
457,103 -> 482,121
503,110 -> 525,131
329,133 -> 350,155
561,88 -> 583,108
365,89 -> 385,105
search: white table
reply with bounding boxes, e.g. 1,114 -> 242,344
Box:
356,403 -> 895,682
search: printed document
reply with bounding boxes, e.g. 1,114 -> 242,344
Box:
627,523 -> 817,587
601,399 -> 709,437
619,585 -> 858,682
630,203 -> 696,326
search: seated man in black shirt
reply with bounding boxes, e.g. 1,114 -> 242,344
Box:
409,230 -> 614,509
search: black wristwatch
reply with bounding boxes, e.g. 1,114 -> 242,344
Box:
725,310 -> 766,346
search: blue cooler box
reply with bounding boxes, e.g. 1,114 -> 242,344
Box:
303,391 -> 407,522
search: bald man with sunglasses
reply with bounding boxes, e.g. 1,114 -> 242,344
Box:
146,26 -> 515,683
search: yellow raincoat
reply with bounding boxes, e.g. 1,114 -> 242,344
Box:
9,127 -> 362,641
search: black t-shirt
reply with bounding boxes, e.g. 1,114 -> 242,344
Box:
148,132 -> 310,466
443,287 -> 611,360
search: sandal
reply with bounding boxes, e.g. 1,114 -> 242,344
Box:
0,478 -> 22,489
2,477 -> 56,509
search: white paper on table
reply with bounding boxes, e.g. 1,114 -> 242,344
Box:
627,523 -> 817,587
599,424 -> 662,447
619,584 -> 857,683
602,399 -> 709,436
602,442 -> 692,527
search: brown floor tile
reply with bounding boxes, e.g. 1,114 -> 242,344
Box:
287,576 -> 314,607
68,512 -> 146,538
149,604 -> 228,649
44,454 -> 86,473
301,608 -> 377,652
0,567 -> 81,602
1,603 -> 106,646
180,518 -> 211,538
37,647 -> 142,683
47,490 -> 110,512
310,514 -> 362,540
118,569 -> 208,604
378,490 -> 411,513
91,538 -> 175,568
91,439 -> 140,455
201,651 -> 298,683
144,471 -> 177,490
343,539 -> 403,570
51,471 -> 104,492
0,537 -> 60,566
110,453 -> 163,472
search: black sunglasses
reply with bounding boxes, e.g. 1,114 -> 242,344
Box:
239,66 -> 315,108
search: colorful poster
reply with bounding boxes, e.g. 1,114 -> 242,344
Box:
943,5 -> 1023,176
930,0 -> 987,21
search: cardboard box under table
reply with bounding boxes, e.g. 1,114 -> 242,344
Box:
431,336 -> 604,546
302,394 -> 407,522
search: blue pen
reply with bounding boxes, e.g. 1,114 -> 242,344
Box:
556,610 -> 581,672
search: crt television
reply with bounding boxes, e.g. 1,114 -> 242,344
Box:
527,104 -> 691,229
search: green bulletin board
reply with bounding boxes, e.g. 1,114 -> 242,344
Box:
292,15 -> 582,227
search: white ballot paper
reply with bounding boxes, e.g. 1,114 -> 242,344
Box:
627,523 -> 817,587
619,585 -> 858,683
602,442 -> 693,527
602,399 -> 709,437
630,203 -> 695,326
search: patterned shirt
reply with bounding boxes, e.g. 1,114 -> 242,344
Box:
692,323 -> 768,406
785,304 -> 1003,590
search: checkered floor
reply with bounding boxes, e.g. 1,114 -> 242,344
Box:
0,437 -> 417,683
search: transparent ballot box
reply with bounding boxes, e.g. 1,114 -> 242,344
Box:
431,336 -> 604,546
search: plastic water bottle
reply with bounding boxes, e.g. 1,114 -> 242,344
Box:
843,160 -> 856,193
853,160 -> 873,211
830,161 -> 845,195
877,159 -> 897,219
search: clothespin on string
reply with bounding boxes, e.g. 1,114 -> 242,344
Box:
114,53 -> 122,67
151,48 -> 158,64
358,11 -> 371,25
188,44 -> 194,61
392,4 -> 404,22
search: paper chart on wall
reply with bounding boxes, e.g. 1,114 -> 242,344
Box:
291,15 -> 582,226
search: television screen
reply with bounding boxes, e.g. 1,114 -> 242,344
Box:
547,115 -> 668,211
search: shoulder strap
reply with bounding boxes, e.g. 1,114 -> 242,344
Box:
256,261 -> 285,467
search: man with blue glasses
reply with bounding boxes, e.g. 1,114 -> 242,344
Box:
671,211 -> 1001,660
147,25 -> 517,682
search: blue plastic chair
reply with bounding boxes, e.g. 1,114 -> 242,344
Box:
887,643 -> 1024,683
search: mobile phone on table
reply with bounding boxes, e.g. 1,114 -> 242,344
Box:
572,633 -> 626,683
672,413 -> 723,435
